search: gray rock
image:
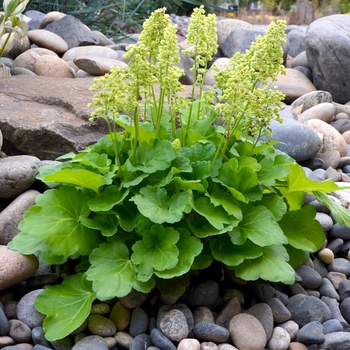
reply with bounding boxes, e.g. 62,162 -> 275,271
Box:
25,10 -> 46,31
193,322 -> 229,343
0,303 -> 10,336
306,15 -> 350,104
45,15 -> 99,49
291,90 -> 333,114
222,27 -> 265,58
71,335 -> 107,350
159,309 -> 189,342
319,278 -> 340,301
328,258 -> 350,276
50,336 -> 74,350
318,331 -> 350,350
295,265 -> 323,289
267,298 -> 291,323
286,294 -> 331,327
17,290 -> 45,329
129,334 -> 153,350
0,156 -> 41,198
263,118 -> 321,162
246,303 -> 274,341
31,326 -> 52,348
296,321 -> 325,344
8,319 -> 32,343
150,328 -> 176,350
129,307 -> 149,337
322,319 -> 343,334
286,27 -> 307,58
182,280 -> 219,308
0,189 -> 40,244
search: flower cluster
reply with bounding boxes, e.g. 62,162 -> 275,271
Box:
214,20 -> 286,138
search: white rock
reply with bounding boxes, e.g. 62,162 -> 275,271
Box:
266,327 -> 291,350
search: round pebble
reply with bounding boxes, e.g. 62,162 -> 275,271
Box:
129,307 -> 149,337
266,326 -> 290,350
71,335 -> 108,350
193,322 -> 229,343
159,309 -> 189,342
17,290 -> 45,329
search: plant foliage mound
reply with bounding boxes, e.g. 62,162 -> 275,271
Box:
8,6 -> 350,341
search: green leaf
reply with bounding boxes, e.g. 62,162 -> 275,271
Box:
193,197 -> 238,230
228,204 -> 288,246
86,242 -> 137,300
207,187 -> 243,220
180,143 -> 216,162
213,158 -> 262,203
210,234 -> 263,267
18,187 -> 100,258
131,186 -> 192,224
234,245 -> 296,284
314,191 -> 350,227
73,152 -> 112,174
8,231 -> 67,265
156,274 -> 191,297
171,177 -> 205,192
280,163 -> 341,210
79,212 -> 119,237
256,193 -> 287,221
127,139 -> 176,174
88,185 -> 129,212
34,273 -> 96,341
279,205 -> 325,252
131,225 -> 180,280
285,244 -> 310,268
155,229 -> 203,278
191,244 -> 214,271
189,214 -> 234,238
44,169 -> 109,194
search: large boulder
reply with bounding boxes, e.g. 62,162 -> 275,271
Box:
0,76 -> 108,159
306,15 -> 350,104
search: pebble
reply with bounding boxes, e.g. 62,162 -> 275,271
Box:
150,328 -> 176,350
87,314 -> 116,336
193,322 -> 229,343
267,298 -> 291,323
159,309 -> 189,342
229,313 -> 267,350
8,319 -> 32,343
266,326 -> 290,350
177,338 -> 200,350
27,29 -> 68,54
246,303 -> 274,341
71,335 -> 108,350
129,334 -> 152,350
296,321 -> 325,344
109,301 -> 130,331
328,258 -> 350,275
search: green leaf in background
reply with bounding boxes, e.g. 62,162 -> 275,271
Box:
193,197 -> 238,230
229,204 -> 288,246
314,191 -> 350,227
210,234 -> 263,267
44,169 -> 109,193
87,242 -> 136,300
279,205 -> 325,252
234,245 -> 296,284
88,185 -> 129,212
131,186 -> 192,224
131,225 -> 180,280
189,214 -> 234,238
155,229 -> 203,278
34,273 -> 96,341
285,244 -> 310,268
171,177 -> 205,192
156,274 -> 191,297
18,187 -> 100,258
191,244 -> 214,271
127,139 -> 176,174
79,212 -> 119,237
213,158 -> 262,202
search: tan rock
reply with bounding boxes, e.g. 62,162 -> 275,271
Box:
28,47 -> 59,57
288,342 -> 308,350
298,102 -> 335,123
92,30 -> 114,46
74,56 -> 128,76
28,29 -> 68,54
343,130 -> 350,144
0,246 -> 38,292
62,46 -> 120,62
12,50 -> 41,72
34,55 -> 75,78
39,11 -> 66,29
3,33 -> 31,59
178,339 -> 200,350
229,313 -> 267,350
216,18 -> 253,48
204,57 -> 230,86
263,68 -> 316,104
304,119 -> 348,156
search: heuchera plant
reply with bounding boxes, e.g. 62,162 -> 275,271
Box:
8,6 -> 350,341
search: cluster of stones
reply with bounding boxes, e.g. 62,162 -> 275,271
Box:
2,7 -> 350,350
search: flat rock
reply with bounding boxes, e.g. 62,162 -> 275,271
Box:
0,75 -> 109,159
0,246 -> 38,292
74,56 -> 127,76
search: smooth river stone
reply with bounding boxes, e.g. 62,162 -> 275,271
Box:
74,56 -> 127,76
264,118 -> 321,162
62,46 -> 120,62
304,118 -> 348,156
0,246 -> 38,292
298,102 -> 335,123
27,29 -> 69,54
0,155 -> 41,199
34,55 -> 75,78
